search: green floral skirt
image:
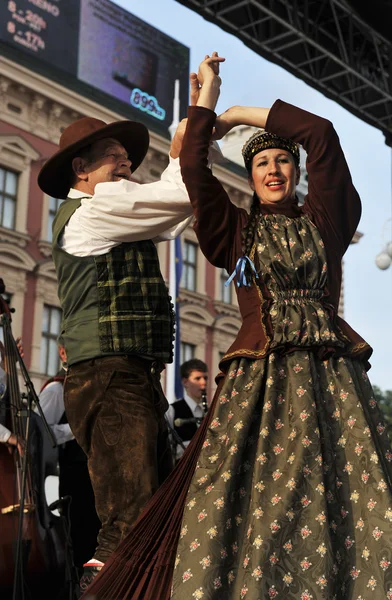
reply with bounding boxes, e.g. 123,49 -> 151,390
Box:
171,352 -> 392,600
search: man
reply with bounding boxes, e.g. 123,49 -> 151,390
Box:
166,358 -> 208,461
37,343 -> 100,574
37,113 -> 194,583
0,339 -> 24,456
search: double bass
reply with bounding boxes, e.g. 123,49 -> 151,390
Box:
0,279 -> 65,600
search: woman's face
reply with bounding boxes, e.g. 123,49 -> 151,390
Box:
249,148 -> 299,204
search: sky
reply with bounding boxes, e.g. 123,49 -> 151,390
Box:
114,0 -> 392,390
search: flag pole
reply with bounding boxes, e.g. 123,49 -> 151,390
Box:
166,79 -> 180,404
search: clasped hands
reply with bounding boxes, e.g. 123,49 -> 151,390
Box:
190,52 -> 242,141
170,51 -> 250,158
170,51 -> 225,158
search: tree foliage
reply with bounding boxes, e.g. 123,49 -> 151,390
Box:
373,385 -> 392,438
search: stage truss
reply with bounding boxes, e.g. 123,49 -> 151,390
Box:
175,0 -> 392,145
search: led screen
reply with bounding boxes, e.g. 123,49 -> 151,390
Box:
0,0 -> 189,129
0,0 -> 80,75
78,0 -> 189,129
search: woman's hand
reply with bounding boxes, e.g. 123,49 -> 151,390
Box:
212,106 -> 271,140
191,52 -> 225,111
197,51 -> 224,87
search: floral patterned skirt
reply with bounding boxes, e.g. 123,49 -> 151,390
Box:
171,352 -> 392,600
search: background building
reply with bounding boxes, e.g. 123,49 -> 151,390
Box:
0,53 -> 251,401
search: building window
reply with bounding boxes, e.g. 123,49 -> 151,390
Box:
0,167 -> 18,229
182,241 -> 197,292
220,269 -> 232,304
40,305 -> 62,376
47,197 -> 63,242
180,342 -> 195,364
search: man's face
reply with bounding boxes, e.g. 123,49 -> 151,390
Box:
73,138 -> 132,194
182,370 -> 208,402
249,148 -> 299,205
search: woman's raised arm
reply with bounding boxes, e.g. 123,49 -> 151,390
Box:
265,100 -> 361,255
180,55 -> 248,269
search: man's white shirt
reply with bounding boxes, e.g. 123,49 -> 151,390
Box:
0,365 -> 73,446
35,381 -> 74,446
61,156 -> 194,256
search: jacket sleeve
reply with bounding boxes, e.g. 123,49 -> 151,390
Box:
180,106 -> 246,269
266,100 -> 361,256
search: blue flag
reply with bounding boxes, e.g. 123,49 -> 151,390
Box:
174,236 -> 183,399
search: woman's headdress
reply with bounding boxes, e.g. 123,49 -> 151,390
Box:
242,130 -> 300,171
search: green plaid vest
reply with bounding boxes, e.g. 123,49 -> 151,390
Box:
52,197 -> 175,366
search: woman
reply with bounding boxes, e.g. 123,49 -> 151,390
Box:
84,55 -> 392,600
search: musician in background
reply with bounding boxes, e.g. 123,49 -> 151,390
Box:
0,423 -> 24,455
0,339 -> 24,455
166,359 -> 208,462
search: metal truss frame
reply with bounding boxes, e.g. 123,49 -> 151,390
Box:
175,0 -> 392,145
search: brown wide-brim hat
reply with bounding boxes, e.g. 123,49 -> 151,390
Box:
38,117 -> 150,199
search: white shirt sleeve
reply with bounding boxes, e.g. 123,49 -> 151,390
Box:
62,157 -> 193,256
35,382 -> 74,446
0,422 -> 11,443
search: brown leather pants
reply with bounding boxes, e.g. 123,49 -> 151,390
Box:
63,355 -> 173,563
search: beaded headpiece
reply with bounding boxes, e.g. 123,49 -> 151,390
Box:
242,130 -> 300,171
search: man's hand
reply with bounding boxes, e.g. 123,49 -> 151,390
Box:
0,337 -> 24,363
7,433 -> 25,456
170,118 -> 188,159
190,72 -> 201,106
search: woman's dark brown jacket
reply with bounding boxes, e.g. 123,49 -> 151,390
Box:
180,100 -> 372,372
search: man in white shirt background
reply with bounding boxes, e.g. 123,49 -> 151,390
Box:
37,108 -> 195,586
166,359 -> 209,462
